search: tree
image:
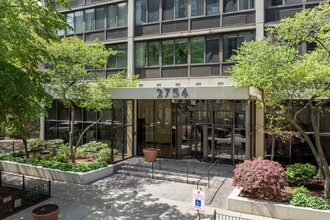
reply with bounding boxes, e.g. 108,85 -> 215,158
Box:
227,2 -> 330,198
0,0 -> 70,152
44,36 -> 139,163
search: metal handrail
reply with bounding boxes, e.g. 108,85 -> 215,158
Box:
196,159 -> 220,189
186,159 -> 195,183
207,159 -> 220,188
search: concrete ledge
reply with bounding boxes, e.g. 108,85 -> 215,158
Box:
228,188 -> 330,220
0,160 -> 114,184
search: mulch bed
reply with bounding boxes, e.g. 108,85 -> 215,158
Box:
240,179 -> 330,203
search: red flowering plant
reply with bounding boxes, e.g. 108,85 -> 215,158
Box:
233,157 -> 288,198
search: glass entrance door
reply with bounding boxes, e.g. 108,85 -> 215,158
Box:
213,126 -> 233,163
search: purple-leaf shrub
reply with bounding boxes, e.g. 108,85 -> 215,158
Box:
233,157 -> 288,197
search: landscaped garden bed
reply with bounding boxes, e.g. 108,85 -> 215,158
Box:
228,157 -> 330,220
0,140 -> 117,184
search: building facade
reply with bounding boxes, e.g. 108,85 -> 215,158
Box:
43,0 -> 329,164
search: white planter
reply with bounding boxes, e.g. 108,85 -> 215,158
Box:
0,160 -> 114,184
227,187 -> 330,220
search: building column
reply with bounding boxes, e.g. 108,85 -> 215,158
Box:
40,115 -> 45,140
255,0 -> 265,157
127,0 -> 135,77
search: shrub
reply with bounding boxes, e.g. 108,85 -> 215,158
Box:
288,193 -> 330,210
286,163 -> 316,186
75,147 -> 89,159
31,153 -> 42,160
233,157 -> 288,198
25,192 -> 40,200
55,153 -> 70,163
27,140 -> 45,153
43,152 -> 55,161
98,148 -> 118,164
58,144 -> 70,156
316,166 -> 330,179
46,139 -> 64,152
292,186 -> 309,195
81,141 -> 108,152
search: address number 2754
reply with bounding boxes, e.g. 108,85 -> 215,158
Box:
156,88 -> 188,98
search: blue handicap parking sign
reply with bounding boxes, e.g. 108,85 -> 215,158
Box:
195,199 -> 201,207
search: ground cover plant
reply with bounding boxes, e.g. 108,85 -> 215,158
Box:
286,163 -> 317,186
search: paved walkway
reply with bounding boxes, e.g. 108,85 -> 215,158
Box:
6,173 -> 279,220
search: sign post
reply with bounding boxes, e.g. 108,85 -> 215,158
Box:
192,188 -> 205,219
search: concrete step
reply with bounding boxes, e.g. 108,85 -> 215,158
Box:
120,164 -> 208,179
117,169 -> 209,186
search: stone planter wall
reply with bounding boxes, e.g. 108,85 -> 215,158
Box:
0,160 -> 115,184
228,188 -> 330,220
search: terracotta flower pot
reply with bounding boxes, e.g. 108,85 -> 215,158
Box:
143,148 -> 159,162
31,203 -> 60,220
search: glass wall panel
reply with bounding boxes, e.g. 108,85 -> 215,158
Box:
206,0 -> 219,15
163,0 -> 174,20
235,101 -> 246,128
74,11 -> 83,33
95,7 -> 104,30
117,44 -> 127,68
224,0 -> 238,12
117,2 -> 127,27
98,124 -> 112,146
156,125 -> 172,157
191,0 -> 204,16
74,105 -> 83,121
112,126 -> 123,162
149,0 -> 159,22
320,107 -> 330,133
85,9 -> 95,31
57,102 -> 69,121
285,0 -> 301,4
135,42 -> 147,67
107,6 -> 116,28
271,0 -> 283,6
238,32 -> 255,46
100,109 -> 112,122
191,37 -> 204,63
45,121 -> 57,140
57,122 -> 69,143
239,0 -> 254,10
66,13 -> 74,34
177,101 -> 194,124
162,40 -> 174,65
47,101 -> 57,120
175,0 -> 188,18
175,38 -> 188,64
148,41 -> 159,66
155,100 -> 171,125
234,129 -> 246,161
136,0 -> 147,24
321,136 -> 330,162
214,127 -> 232,163
138,100 -> 154,125
206,36 -> 219,63
214,101 -> 233,125
107,45 -> 117,68
83,123 -> 96,144
83,109 -> 96,122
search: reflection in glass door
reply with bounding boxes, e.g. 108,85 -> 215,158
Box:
213,126 -> 233,163
180,125 -> 195,158
195,125 -> 205,160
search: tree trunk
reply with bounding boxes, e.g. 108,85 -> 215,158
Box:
271,134 -> 275,161
69,102 -> 75,163
73,111 -> 103,157
325,175 -> 330,199
22,138 -> 29,158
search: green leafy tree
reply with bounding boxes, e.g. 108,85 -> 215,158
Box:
227,2 -> 330,198
0,0 -> 70,157
44,36 -> 139,163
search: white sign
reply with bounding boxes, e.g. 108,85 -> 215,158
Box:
192,189 -> 205,214
14,198 -> 22,208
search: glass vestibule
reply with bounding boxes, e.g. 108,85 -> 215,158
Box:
137,99 -> 251,164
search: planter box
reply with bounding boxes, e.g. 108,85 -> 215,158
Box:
228,188 -> 330,220
0,160 -> 114,184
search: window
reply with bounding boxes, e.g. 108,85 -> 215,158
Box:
163,0 -> 188,21
135,42 -> 147,67
66,13 -> 74,34
117,3 -> 127,27
135,42 -> 160,67
85,9 -> 95,31
206,0 -> 219,15
95,8 -> 104,30
206,36 -> 219,63
271,0 -> 283,6
148,41 -> 159,66
162,40 -> 174,65
285,0 -> 301,5
135,0 -> 159,25
191,37 -> 204,63
223,32 -> 255,61
107,44 -> 128,69
107,3 -> 128,29
191,0 -> 204,17
175,38 -> 188,64
224,0 -> 254,12
74,11 -> 83,33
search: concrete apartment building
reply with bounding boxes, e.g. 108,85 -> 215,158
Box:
43,0 -> 329,165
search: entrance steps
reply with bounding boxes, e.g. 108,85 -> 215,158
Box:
117,163 -> 209,186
